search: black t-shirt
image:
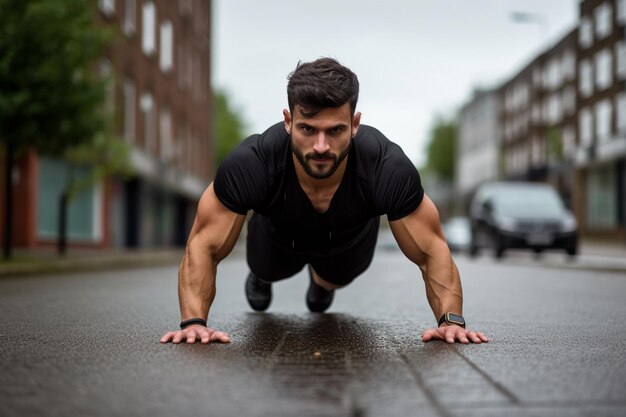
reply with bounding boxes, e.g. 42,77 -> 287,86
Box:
214,122 -> 424,249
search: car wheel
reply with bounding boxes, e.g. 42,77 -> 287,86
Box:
565,244 -> 577,257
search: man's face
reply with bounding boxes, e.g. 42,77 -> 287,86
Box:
284,103 -> 361,180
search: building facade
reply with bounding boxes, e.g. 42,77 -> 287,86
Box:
575,0 -> 626,237
456,88 -> 501,210
0,0 -> 213,251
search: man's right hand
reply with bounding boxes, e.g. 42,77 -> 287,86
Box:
160,325 -> 231,344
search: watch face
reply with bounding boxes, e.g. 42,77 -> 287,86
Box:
447,313 -> 465,325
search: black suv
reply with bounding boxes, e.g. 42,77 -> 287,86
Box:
468,182 -> 578,258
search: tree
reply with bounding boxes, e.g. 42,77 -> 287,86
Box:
214,89 -> 246,166
424,116 -> 458,181
0,0 -> 111,258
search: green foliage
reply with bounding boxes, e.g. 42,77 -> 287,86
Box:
424,115 -> 458,181
214,89 -> 245,165
0,0 -> 112,154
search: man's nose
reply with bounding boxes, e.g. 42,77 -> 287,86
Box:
313,133 -> 330,153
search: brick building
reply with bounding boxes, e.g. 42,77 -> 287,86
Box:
575,0 -> 626,237
0,0 -> 213,251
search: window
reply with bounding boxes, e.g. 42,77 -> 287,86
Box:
140,92 -> 156,153
594,49 -> 613,91
142,1 -> 156,56
579,107 -> 593,147
159,108 -> 173,161
587,166 -> 617,229
579,59 -> 593,98
579,16 -> 592,48
98,59 -> 114,115
616,41 -> 626,80
617,93 -> 626,134
561,50 -> 576,81
595,99 -> 612,143
98,0 -> 115,16
123,79 -> 136,143
562,86 -> 576,116
123,0 -> 136,35
545,94 -> 562,124
562,126 -> 576,159
594,2 -> 613,40
160,21 -> 173,72
618,0 -> 626,24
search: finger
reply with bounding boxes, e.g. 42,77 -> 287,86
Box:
477,332 -> 489,342
172,332 -> 185,344
445,329 -> 456,344
468,331 -> 482,344
200,330 -> 211,344
458,333 -> 470,344
421,330 -> 435,342
160,332 -> 174,343
186,331 -> 197,344
209,331 -> 231,343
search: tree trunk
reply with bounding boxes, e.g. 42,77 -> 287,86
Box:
3,142 -> 14,259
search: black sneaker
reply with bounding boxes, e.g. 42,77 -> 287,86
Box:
306,266 -> 334,313
245,272 -> 272,312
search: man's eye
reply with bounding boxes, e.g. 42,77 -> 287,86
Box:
301,126 -> 314,134
329,127 -> 344,134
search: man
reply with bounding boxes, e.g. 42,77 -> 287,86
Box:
160,58 -> 488,345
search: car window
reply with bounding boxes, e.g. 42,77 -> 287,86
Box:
492,187 -> 565,217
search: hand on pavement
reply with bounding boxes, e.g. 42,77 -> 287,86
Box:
160,324 -> 231,344
422,325 -> 488,344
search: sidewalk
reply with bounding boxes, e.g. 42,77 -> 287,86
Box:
0,238 -> 625,278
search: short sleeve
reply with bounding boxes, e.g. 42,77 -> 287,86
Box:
213,135 -> 269,214
372,143 -> 424,221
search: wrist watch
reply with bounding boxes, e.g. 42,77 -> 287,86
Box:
438,312 -> 466,328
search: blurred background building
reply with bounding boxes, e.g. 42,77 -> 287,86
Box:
457,0 -> 626,241
0,0 -> 213,251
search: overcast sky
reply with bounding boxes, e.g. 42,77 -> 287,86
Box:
212,0 -> 579,167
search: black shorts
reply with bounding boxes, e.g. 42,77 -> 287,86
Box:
246,213 -> 379,286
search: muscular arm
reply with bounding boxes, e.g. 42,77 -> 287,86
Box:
161,183 -> 246,344
389,195 -> 487,344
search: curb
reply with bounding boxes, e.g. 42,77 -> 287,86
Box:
0,250 -> 185,278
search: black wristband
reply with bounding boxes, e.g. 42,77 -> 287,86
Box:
180,318 -> 207,329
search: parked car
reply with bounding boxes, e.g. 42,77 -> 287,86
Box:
468,182 -> 578,258
442,216 -> 471,252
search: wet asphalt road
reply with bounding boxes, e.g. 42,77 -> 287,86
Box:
1,247 -> 626,417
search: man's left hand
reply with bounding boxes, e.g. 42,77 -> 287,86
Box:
422,325 -> 489,344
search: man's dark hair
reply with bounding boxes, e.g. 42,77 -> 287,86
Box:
287,57 -> 359,118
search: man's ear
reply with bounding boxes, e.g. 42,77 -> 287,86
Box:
283,109 -> 292,134
351,111 -> 362,137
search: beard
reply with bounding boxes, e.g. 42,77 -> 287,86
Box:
291,140 -> 351,180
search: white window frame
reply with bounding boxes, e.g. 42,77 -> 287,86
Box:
141,1 -> 156,56
579,16 -> 593,48
159,108 -> 173,161
616,41 -> 626,80
617,93 -> 626,134
98,0 -> 115,16
140,92 -> 156,153
594,2 -> 613,40
160,20 -> 174,73
595,99 -> 613,143
123,0 -> 136,36
618,0 -> 626,24
594,48 -> 613,91
123,79 -> 136,144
